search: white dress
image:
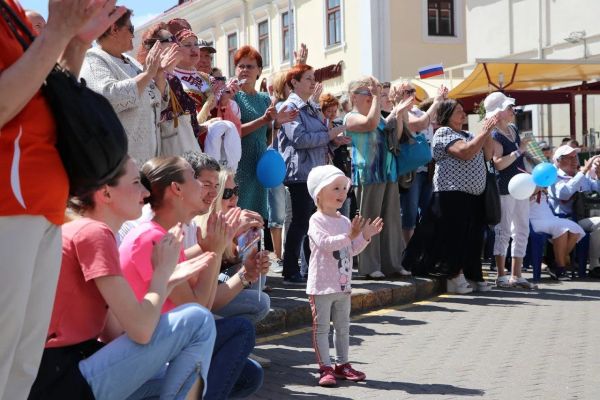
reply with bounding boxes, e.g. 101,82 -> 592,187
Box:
80,48 -> 168,164
529,191 -> 585,241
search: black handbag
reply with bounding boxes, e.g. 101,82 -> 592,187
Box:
483,160 -> 501,225
1,1 -> 128,196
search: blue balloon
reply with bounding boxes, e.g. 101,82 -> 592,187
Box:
256,149 -> 286,188
532,162 -> 558,187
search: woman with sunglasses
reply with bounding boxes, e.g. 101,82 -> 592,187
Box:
344,77 -> 412,280
80,10 -> 174,164
136,23 -> 203,157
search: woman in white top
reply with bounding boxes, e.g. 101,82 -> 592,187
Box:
80,10 -> 172,163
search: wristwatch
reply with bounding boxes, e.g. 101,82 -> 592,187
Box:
238,270 -> 251,288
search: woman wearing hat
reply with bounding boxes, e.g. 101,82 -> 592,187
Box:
486,92 -> 537,289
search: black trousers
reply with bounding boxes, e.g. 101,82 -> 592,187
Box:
282,182 -> 315,278
404,191 -> 485,281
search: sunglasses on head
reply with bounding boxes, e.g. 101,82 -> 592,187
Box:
222,186 -> 239,200
353,89 -> 372,97
143,36 -> 177,49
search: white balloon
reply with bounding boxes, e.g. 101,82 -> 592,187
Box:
508,173 -> 536,200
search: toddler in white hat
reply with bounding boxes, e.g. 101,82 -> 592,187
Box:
305,165 -> 383,387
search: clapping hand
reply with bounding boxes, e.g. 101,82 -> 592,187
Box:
145,42 -> 162,77
362,217 -> 384,241
232,208 -> 264,238
152,223 -> 184,276
349,215 -> 367,240
159,45 -> 183,74
481,115 -> 499,135
168,252 -> 216,289
310,82 -> 324,104
434,84 -> 449,102
198,210 -> 237,255
274,102 -> 300,125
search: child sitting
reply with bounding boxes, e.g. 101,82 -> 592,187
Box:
305,165 -> 383,387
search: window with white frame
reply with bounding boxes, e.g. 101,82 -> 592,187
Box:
281,10 -> 293,62
326,0 -> 341,46
427,0 -> 454,37
258,20 -> 270,67
227,33 -> 238,78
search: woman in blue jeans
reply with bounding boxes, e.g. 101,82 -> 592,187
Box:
120,156 -> 265,399
30,157 -> 217,400
279,64 -> 351,285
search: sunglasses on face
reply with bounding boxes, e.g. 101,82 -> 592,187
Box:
353,89 -> 372,97
222,186 -> 239,200
402,89 -> 416,95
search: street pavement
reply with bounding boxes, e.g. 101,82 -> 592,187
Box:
249,276 -> 600,399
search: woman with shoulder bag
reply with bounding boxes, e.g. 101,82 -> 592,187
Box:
486,92 -> 537,290
344,77 -> 412,279
404,99 -> 496,293
136,23 -> 202,157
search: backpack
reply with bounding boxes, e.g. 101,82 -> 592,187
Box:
1,2 -> 128,196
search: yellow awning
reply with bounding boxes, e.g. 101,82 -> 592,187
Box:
448,59 -> 600,99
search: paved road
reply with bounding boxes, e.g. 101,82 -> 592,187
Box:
249,277 -> 600,399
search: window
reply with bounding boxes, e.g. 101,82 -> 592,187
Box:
227,33 -> 238,78
281,10 -> 293,62
326,0 -> 341,46
258,20 -> 270,67
427,0 -> 454,37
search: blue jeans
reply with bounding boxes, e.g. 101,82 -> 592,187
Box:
267,184 -> 287,228
207,317 -> 263,399
400,171 -> 433,230
79,304 -> 216,400
213,284 -> 271,325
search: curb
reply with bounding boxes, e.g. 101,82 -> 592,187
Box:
256,276 -> 445,335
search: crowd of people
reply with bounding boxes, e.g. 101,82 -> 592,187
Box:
2,0 -> 600,398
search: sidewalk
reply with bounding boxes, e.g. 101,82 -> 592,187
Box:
256,270 -> 445,335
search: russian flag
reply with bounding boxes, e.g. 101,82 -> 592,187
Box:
418,64 -> 444,79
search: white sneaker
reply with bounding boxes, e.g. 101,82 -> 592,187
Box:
467,279 -> 493,292
270,259 -> 283,274
509,276 -> 538,290
395,266 -> 412,277
366,270 -> 386,279
447,274 -> 473,294
495,275 -> 514,288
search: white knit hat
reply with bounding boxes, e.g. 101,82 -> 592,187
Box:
306,165 -> 348,203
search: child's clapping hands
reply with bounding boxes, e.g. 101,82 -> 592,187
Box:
349,215 -> 384,241
362,217 -> 383,241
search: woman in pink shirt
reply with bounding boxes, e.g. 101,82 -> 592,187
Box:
119,155 -> 266,399
305,165 -> 383,387
31,156 -> 217,400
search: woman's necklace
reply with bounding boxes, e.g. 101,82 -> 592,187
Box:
496,125 -> 515,142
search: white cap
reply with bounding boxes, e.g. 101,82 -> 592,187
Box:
483,92 -> 515,119
552,144 -> 581,162
306,165 -> 348,203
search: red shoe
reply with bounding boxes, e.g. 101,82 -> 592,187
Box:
334,363 -> 366,381
318,366 -> 337,387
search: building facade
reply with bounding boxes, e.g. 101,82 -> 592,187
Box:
463,0 -> 600,146
134,0 -> 467,96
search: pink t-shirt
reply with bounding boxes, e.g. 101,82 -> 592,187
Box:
306,211 -> 369,295
46,218 -> 122,348
119,221 -> 185,312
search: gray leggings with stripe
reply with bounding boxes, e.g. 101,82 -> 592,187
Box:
309,292 -> 351,368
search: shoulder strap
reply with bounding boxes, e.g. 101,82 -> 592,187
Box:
0,0 -> 35,50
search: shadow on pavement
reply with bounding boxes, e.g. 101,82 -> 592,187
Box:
361,379 -> 485,396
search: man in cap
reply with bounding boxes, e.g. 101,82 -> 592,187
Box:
548,145 -> 600,277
